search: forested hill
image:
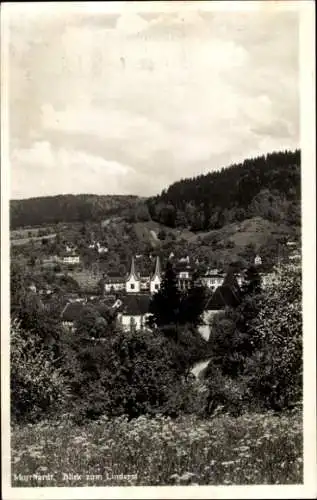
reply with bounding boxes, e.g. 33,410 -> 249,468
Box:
10,194 -> 140,229
10,150 -> 300,232
146,150 -> 301,231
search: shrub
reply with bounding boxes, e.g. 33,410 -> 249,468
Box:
11,318 -> 70,423
165,325 -> 208,376
206,263 -> 302,413
244,264 -> 302,410
64,327 -> 191,422
203,366 -> 252,416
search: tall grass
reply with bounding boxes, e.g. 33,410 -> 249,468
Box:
11,409 -> 302,487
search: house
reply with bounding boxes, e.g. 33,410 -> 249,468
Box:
63,254 -> 80,265
200,269 -> 225,291
61,302 -> 85,332
235,273 -> 243,288
289,253 -> 301,261
96,242 -> 108,254
41,255 -> 59,268
179,256 -> 190,264
28,282 -> 37,293
104,273 -> 125,293
117,294 -> 151,332
254,255 -> 262,266
65,244 -> 77,253
175,262 -> 192,291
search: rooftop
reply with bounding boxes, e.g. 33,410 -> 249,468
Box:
61,302 -> 85,322
119,294 -> 151,316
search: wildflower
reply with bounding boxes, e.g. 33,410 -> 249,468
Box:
170,473 -> 180,484
72,436 -> 87,445
179,472 -> 198,485
36,466 -> 48,473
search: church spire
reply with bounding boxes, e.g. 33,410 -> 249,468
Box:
152,255 -> 161,278
128,255 -> 139,279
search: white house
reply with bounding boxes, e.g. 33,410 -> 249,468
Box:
96,242 -> 108,254
201,269 -> 225,291
254,255 -> 262,266
117,294 -> 151,332
104,274 -> 125,293
179,256 -> 190,264
63,254 -> 80,265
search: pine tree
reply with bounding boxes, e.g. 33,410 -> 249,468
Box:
241,265 -> 262,296
148,261 -> 182,328
179,271 -> 206,326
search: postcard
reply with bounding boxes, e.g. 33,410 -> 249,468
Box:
1,1 -> 316,499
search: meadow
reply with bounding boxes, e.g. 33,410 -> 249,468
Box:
11,408 -> 302,487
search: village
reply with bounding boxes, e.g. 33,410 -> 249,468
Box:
23,237 -> 301,340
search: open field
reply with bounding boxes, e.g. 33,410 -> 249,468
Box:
11,409 -> 302,487
10,234 -> 57,246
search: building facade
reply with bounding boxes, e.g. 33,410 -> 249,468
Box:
104,256 -> 162,295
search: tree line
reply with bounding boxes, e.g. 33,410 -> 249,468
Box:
146,150 -> 301,231
10,194 -> 140,229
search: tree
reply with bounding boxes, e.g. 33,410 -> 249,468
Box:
135,202 -> 151,222
148,261 -> 181,330
10,263 -> 27,316
179,273 -> 206,326
244,264 -> 302,410
64,327 -> 189,421
75,306 -> 109,339
241,264 -> 262,296
11,318 -> 70,423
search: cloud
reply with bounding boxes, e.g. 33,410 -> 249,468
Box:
7,7 -> 300,199
11,141 -> 134,199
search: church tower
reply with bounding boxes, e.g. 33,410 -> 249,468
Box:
126,256 -> 141,293
150,256 -> 161,294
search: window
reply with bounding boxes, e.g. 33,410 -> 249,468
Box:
155,284 -> 159,290
130,284 -> 135,290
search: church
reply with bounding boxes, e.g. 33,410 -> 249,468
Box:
104,256 -> 162,295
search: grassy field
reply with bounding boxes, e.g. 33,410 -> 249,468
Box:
11,410 -> 302,487
10,234 -> 57,246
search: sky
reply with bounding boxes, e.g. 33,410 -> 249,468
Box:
6,2 -> 300,199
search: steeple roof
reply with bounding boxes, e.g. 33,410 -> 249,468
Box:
127,256 -> 140,280
151,255 -> 161,279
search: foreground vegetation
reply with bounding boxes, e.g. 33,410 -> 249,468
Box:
10,253 -> 302,485
11,408 -> 302,487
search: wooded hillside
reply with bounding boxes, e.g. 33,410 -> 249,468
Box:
10,194 -> 140,229
146,150 -> 301,231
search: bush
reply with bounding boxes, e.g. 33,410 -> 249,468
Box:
164,325 -> 208,376
203,366 -> 252,416
11,319 -> 70,423
205,263 -> 302,413
64,327 -> 192,422
244,264 -> 302,410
